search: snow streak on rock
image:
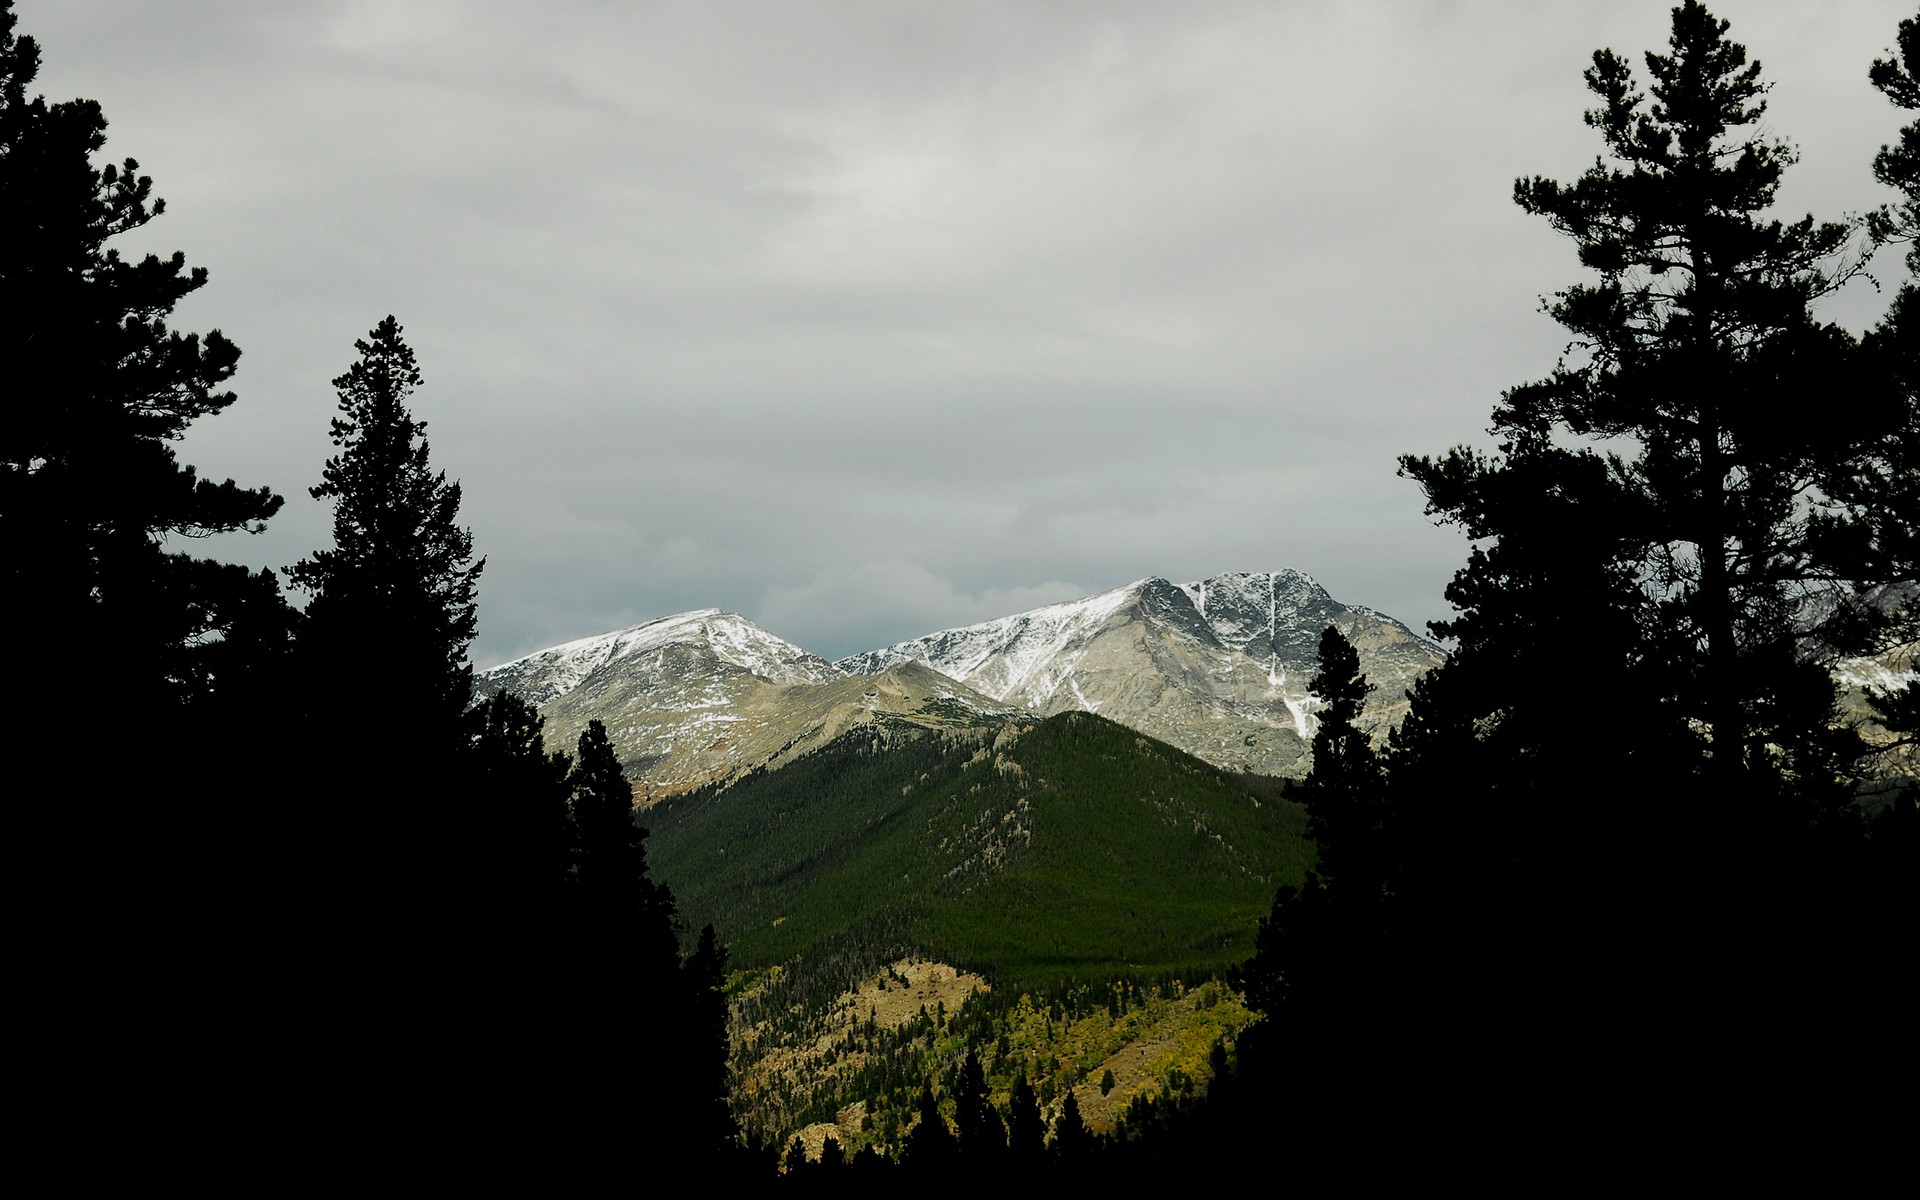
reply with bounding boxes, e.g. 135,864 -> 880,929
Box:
842,571 -> 1444,779
482,609 -> 837,707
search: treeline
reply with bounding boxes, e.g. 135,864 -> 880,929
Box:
3,3 -> 733,1173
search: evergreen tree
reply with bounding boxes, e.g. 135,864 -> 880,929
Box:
1,3 -> 284,709
1295,626 -> 1387,893
1382,1 -> 1904,1145
902,1085 -> 957,1171
1006,1073 -> 1046,1165
782,1138 -> 809,1177
675,922 -> 739,1157
1870,14 -> 1920,262
1235,625 -> 1406,1129
1,0 -> 291,1123
453,691 -> 577,1142
281,317 -> 490,1145
953,1050 -> 1003,1164
1838,10 -> 1920,763
1408,0 -> 1873,804
570,718 -> 675,960
1,3 -> 287,801
1049,1090 -> 1093,1161
568,719 -> 736,1159
465,691 -> 573,939
817,1135 -> 846,1171
290,315 -> 481,735
288,316 -> 483,935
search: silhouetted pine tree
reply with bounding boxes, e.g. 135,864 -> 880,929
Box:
903,1085 -> 957,1171
1006,1072 -> 1046,1166
674,922 -> 738,1158
467,692 -> 573,930
783,1138 -> 808,1177
570,718 -> 676,962
1,0 -> 294,1133
1377,2 -> 1905,1155
1234,625 -> 1403,1131
278,317 -> 493,1147
1050,1090 -> 1093,1162
817,1135 -> 846,1172
953,1049 -> 1003,1165
1840,11 -> 1920,764
290,316 -> 483,943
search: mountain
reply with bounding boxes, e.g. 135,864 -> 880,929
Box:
476,570 -> 1443,791
648,710 -> 1309,1151
644,711 -> 1311,982
476,609 -> 1019,795
839,570 -> 1443,779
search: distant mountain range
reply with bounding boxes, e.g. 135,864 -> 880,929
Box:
475,570 -> 1444,793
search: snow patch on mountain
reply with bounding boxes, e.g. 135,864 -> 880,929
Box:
837,579 -> 1145,706
482,608 -> 835,707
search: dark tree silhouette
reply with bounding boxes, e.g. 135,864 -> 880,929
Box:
1049,1090 -> 1093,1161
1870,14 -> 1920,261
276,317 -> 500,1150
902,1084 -> 957,1171
289,317 -> 484,939
1006,1072 -> 1046,1165
570,718 -> 675,957
1295,626 -> 1386,893
1,8 -> 287,780
675,922 -> 738,1157
1,0 -> 294,1125
953,1050 -> 1004,1164
568,719 -> 736,1161
290,315 -> 481,734
1,5 -> 284,704
466,691 -> 573,938
817,1135 -> 846,1171
1837,11 -> 1920,762
1407,1 -> 1872,801
1374,2 -> 1907,1154
1234,625 -> 1406,1132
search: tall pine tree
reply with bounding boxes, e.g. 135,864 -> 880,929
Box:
1384,2 -> 1904,1150
291,315 -> 481,738
284,317 -> 488,1139
289,317 -> 483,924
2,0 -> 293,1121
1413,0 -> 1875,803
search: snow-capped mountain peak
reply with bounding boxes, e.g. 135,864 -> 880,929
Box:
481,609 -> 835,708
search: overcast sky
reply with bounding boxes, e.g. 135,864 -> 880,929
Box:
19,0 -> 1910,665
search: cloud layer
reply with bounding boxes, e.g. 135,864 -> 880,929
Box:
19,0 -> 1909,662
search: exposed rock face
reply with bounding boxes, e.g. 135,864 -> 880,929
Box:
476,610 -> 1018,798
478,571 -> 1446,791
840,571 -> 1444,778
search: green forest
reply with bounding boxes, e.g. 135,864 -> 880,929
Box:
9,0 -> 1913,1182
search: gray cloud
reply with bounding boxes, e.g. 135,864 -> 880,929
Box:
19,0 -> 1909,666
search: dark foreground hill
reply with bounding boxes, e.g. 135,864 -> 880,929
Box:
643,710 -> 1311,987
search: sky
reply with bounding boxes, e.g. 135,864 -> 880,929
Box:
18,0 -> 1911,666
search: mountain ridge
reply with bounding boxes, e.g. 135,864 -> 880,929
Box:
474,570 -> 1445,789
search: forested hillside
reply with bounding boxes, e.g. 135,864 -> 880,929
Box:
648,712 -> 1310,982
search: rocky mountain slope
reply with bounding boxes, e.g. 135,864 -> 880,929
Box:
840,571 -> 1443,778
476,570 -> 1444,791
476,609 -> 1019,796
